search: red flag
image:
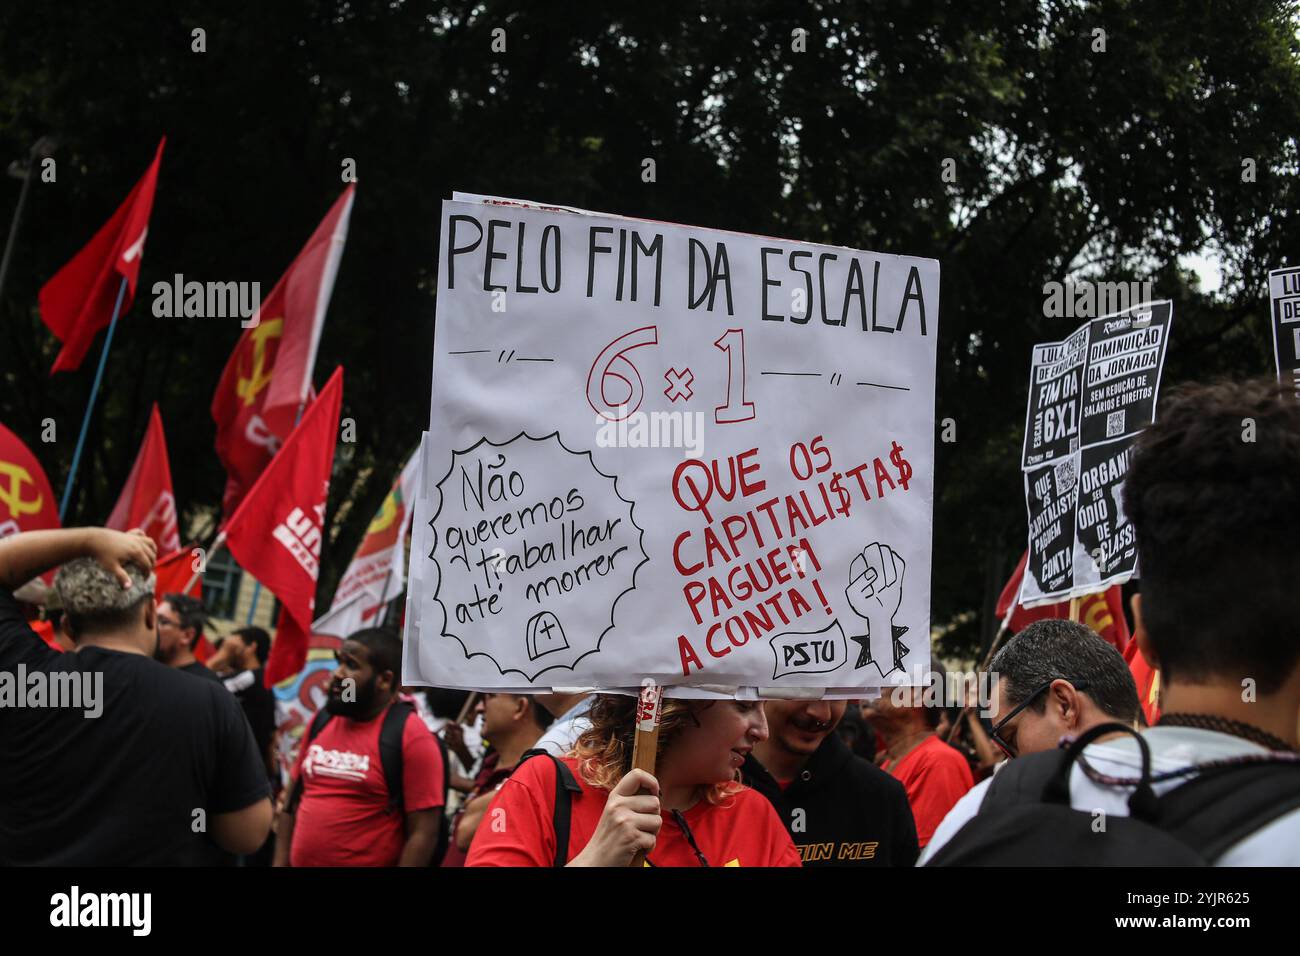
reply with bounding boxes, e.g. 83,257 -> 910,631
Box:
223,368 -> 344,686
39,138 -> 165,374
153,548 -> 202,599
211,186 -> 355,517
193,634 -> 214,664
1125,638 -> 1161,725
31,620 -> 64,653
1087,585 -> 1132,651
106,403 -> 180,553
0,423 -> 61,539
995,550 -> 1129,651
269,608 -> 312,689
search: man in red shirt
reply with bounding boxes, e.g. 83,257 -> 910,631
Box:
273,628 -> 445,866
863,667 -> 973,848
443,692 -> 553,866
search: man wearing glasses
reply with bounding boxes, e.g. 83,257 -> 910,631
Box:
917,618 -> 1140,863
156,592 -> 219,681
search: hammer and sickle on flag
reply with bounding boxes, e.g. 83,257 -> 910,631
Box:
1082,597 -> 1113,635
237,318 -> 284,407
0,462 -> 44,518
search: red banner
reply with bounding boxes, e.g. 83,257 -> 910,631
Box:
995,550 -> 1130,651
211,186 -> 354,517
0,423 -> 60,540
153,548 -> 202,599
1124,638 -> 1162,725
223,368 -> 344,685
39,138 -> 165,374
106,403 -> 180,554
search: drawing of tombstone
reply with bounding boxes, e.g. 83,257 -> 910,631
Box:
526,611 -> 569,661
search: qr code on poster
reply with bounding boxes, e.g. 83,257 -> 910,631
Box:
1054,457 -> 1077,493
1106,410 -> 1125,437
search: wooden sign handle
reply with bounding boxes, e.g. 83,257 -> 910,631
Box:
629,682 -> 663,868
455,692 -> 479,725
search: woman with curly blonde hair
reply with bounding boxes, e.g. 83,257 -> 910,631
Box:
466,693 -> 800,867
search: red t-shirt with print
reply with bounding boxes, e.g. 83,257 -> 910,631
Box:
881,734 -> 973,848
466,755 -> 801,867
290,703 -> 445,866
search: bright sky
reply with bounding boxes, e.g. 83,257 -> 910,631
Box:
1180,251 -> 1224,295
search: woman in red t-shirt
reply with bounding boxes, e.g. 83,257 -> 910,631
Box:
466,694 -> 801,867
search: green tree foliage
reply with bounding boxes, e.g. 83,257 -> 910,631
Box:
1,1 -> 1297,652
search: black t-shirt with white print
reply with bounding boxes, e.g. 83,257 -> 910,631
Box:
0,589 -> 270,865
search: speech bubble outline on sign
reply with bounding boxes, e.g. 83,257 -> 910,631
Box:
427,431 -> 648,682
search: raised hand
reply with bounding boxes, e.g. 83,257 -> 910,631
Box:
89,528 -> 157,588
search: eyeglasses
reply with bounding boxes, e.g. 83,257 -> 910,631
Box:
989,678 -> 1091,758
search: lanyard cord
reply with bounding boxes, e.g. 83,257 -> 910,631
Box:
1076,749 -> 1300,788
670,809 -> 710,867
1157,712 -> 1296,753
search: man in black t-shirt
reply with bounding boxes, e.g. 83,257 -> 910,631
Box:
742,698 -> 919,867
219,626 -> 276,768
0,528 -> 272,865
157,592 -> 219,682
220,626 -> 278,865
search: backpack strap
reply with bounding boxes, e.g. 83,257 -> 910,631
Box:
981,725 -> 1300,861
1041,722 -> 1161,821
308,707 -> 333,742
520,749 -> 582,867
426,731 -> 452,867
978,723 -> 1160,818
978,749 -> 1065,810
285,708 -> 334,815
1152,759 -> 1300,861
378,700 -> 416,815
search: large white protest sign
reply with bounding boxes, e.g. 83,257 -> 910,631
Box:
1268,267 -> 1300,399
402,197 -> 939,694
1018,300 -> 1173,606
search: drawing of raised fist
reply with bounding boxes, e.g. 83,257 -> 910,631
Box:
844,542 -> 909,679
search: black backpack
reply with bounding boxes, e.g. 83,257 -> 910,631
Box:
517,749 -> 583,867
287,700 -> 452,866
925,722 -> 1300,866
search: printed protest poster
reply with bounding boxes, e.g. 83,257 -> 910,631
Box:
1268,267 -> 1300,398
403,197 -> 940,694
1079,305 -> 1170,447
1023,457 -> 1078,597
1018,301 -> 1172,606
1021,324 -> 1086,469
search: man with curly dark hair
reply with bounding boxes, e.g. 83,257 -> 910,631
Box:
926,378 -> 1300,866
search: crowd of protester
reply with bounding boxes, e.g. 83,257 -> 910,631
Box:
1,378 -> 1297,866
